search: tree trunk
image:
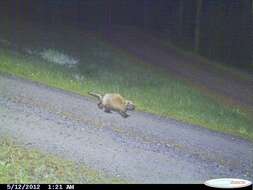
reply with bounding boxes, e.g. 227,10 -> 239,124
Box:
252,0 -> 253,66
178,0 -> 184,44
195,0 -> 202,53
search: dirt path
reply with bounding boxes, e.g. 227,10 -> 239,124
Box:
102,28 -> 253,111
0,74 -> 252,183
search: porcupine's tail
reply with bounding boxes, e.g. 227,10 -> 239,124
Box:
88,92 -> 103,101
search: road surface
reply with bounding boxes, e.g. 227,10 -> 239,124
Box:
0,73 -> 252,183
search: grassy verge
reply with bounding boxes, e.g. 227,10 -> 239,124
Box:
160,39 -> 253,81
0,138 -> 124,183
0,47 -> 252,142
0,23 -> 252,141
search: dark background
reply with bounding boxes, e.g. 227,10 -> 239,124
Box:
0,0 -> 252,68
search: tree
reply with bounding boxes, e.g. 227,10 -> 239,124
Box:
179,0 -> 184,41
194,0 -> 202,53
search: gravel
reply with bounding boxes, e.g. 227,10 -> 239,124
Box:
0,74 -> 252,183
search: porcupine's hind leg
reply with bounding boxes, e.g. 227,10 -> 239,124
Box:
97,101 -> 103,109
104,105 -> 112,113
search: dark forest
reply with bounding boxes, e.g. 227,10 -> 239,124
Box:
0,0 -> 252,67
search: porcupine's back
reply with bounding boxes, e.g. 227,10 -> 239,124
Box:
102,93 -> 126,112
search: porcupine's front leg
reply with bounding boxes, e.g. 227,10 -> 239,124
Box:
119,111 -> 129,118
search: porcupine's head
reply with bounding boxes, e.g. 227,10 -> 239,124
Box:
125,100 -> 135,111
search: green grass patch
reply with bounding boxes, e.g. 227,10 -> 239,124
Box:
0,138 -> 124,183
160,39 -> 253,81
0,23 -> 252,142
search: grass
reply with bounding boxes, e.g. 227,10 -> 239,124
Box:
0,138 -> 124,183
0,22 -> 252,142
160,39 -> 253,81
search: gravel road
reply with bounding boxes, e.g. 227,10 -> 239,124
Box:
0,73 -> 252,183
